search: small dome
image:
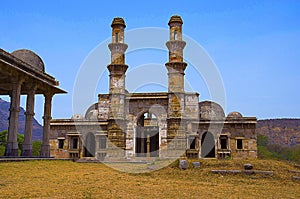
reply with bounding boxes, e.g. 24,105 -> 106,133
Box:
11,49 -> 45,72
71,114 -> 83,120
199,101 -> 225,120
85,103 -> 98,120
168,15 -> 183,25
227,112 -> 243,118
111,17 -> 126,28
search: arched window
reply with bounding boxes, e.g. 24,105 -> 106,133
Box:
115,32 -> 119,43
174,30 -> 177,40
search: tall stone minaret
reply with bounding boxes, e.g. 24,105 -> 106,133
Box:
165,15 -> 187,119
108,17 -> 128,96
107,17 -> 128,158
165,15 -> 187,93
165,15 -> 187,157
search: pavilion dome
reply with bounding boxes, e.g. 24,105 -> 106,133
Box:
11,49 -> 45,72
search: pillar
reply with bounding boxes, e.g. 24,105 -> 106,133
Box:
21,85 -> 36,156
41,92 -> 53,157
5,78 -> 23,156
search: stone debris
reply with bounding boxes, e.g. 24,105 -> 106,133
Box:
147,166 -> 156,170
292,176 -> 300,181
192,162 -> 201,168
289,170 -> 300,173
211,170 -> 241,174
179,160 -> 188,169
243,170 -> 273,176
211,170 -> 273,176
244,164 -> 253,170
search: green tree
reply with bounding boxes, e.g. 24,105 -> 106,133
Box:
17,133 -> 24,155
257,134 -> 268,147
291,145 -> 300,163
257,145 -> 273,159
0,130 -> 7,156
32,140 -> 42,156
0,131 -> 38,156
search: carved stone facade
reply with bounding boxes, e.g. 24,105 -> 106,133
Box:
50,16 -> 257,160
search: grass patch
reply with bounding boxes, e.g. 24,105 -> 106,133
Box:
0,159 -> 299,198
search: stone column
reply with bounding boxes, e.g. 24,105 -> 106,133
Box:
21,85 -> 36,156
41,92 -> 53,157
5,78 -> 23,156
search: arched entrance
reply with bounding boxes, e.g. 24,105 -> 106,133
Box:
201,132 -> 215,158
84,132 -> 95,157
135,112 -> 159,157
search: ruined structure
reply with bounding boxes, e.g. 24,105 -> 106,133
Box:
0,49 -> 66,157
50,16 -> 257,160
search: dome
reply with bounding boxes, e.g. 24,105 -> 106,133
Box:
85,103 -> 98,120
227,111 -> 243,118
111,17 -> 126,28
71,114 -> 83,120
11,49 -> 45,72
199,101 -> 225,120
168,15 -> 183,25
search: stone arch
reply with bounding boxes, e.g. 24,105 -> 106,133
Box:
84,132 -> 95,157
135,111 -> 159,157
201,131 -> 215,158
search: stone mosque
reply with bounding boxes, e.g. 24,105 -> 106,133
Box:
49,15 -> 257,160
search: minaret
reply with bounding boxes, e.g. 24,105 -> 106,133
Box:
165,15 -> 187,158
165,15 -> 187,93
107,17 -> 128,95
106,17 -> 128,158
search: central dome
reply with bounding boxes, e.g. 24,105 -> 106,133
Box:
199,101 -> 225,120
11,49 -> 45,72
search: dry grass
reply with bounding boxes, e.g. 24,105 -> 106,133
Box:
0,159 -> 299,198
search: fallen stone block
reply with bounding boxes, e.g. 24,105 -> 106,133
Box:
243,170 -> 274,176
289,170 -> 300,173
147,166 -> 156,170
292,176 -> 300,181
211,169 -> 274,176
211,170 -> 241,174
192,162 -> 201,168
244,164 -> 253,170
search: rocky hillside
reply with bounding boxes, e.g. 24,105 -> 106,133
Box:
257,119 -> 300,146
0,98 -> 42,140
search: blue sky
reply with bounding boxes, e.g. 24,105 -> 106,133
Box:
1,0 -> 300,123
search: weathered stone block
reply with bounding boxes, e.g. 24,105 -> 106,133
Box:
244,164 -> 253,170
292,176 -> 300,181
192,162 -> 201,168
179,160 -> 188,169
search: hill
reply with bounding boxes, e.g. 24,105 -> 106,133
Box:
0,98 -> 42,140
257,119 -> 300,146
